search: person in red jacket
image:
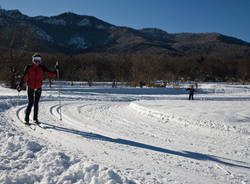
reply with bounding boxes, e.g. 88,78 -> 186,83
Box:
17,53 -> 58,125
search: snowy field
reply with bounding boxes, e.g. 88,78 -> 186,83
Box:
0,82 -> 250,184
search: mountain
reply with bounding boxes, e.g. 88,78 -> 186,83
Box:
0,9 -> 115,53
1,9 -> 250,57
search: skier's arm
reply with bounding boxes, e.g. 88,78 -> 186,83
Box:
17,65 -> 30,91
41,65 -> 56,78
22,65 -> 31,82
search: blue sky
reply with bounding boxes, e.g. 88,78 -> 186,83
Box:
0,0 -> 250,42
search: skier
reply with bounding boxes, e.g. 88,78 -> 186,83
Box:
186,85 -> 196,100
17,53 -> 58,125
112,79 -> 117,88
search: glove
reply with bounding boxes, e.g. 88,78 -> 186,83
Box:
17,85 -> 22,92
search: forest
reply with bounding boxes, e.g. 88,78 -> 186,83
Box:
0,48 -> 250,89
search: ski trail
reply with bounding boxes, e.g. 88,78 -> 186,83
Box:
4,92 -> 250,184
49,101 -> 120,138
15,105 -> 26,122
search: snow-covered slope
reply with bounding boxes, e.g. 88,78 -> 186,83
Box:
0,82 -> 250,184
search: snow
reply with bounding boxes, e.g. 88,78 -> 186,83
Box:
34,27 -> 54,42
96,25 -> 107,30
0,82 -> 250,184
43,18 -> 67,26
33,16 -> 47,21
77,18 -> 91,27
68,36 -> 87,49
0,9 -> 28,20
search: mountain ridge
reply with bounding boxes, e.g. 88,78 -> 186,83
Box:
0,8 -> 250,57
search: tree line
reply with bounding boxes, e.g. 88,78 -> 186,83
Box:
0,48 -> 250,89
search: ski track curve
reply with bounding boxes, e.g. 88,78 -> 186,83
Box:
4,94 -> 250,184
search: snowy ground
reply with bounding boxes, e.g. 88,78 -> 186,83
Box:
0,82 -> 250,184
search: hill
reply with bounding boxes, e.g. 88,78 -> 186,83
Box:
0,9 -> 250,57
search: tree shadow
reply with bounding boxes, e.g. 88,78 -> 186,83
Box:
43,122 -> 250,170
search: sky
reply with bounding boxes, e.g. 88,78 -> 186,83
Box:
0,0 -> 250,42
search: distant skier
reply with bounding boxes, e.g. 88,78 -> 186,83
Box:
17,53 -> 58,125
186,85 -> 196,100
112,79 -> 117,88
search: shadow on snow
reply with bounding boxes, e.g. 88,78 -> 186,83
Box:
43,122 -> 250,170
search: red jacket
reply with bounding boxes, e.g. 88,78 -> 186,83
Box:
22,63 -> 56,89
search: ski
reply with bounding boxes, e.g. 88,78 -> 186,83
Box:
21,121 -> 36,130
32,120 -> 44,128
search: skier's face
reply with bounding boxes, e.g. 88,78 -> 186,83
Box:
33,61 -> 39,66
33,56 -> 42,65
35,61 -> 40,65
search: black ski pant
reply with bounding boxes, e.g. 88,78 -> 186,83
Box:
189,93 -> 194,100
25,87 -> 42,122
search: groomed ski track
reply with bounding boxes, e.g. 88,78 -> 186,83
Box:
2,83 -> 250,184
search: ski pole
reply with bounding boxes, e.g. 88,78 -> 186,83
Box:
56,61 -> 62,121
17,91 -> 20,107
